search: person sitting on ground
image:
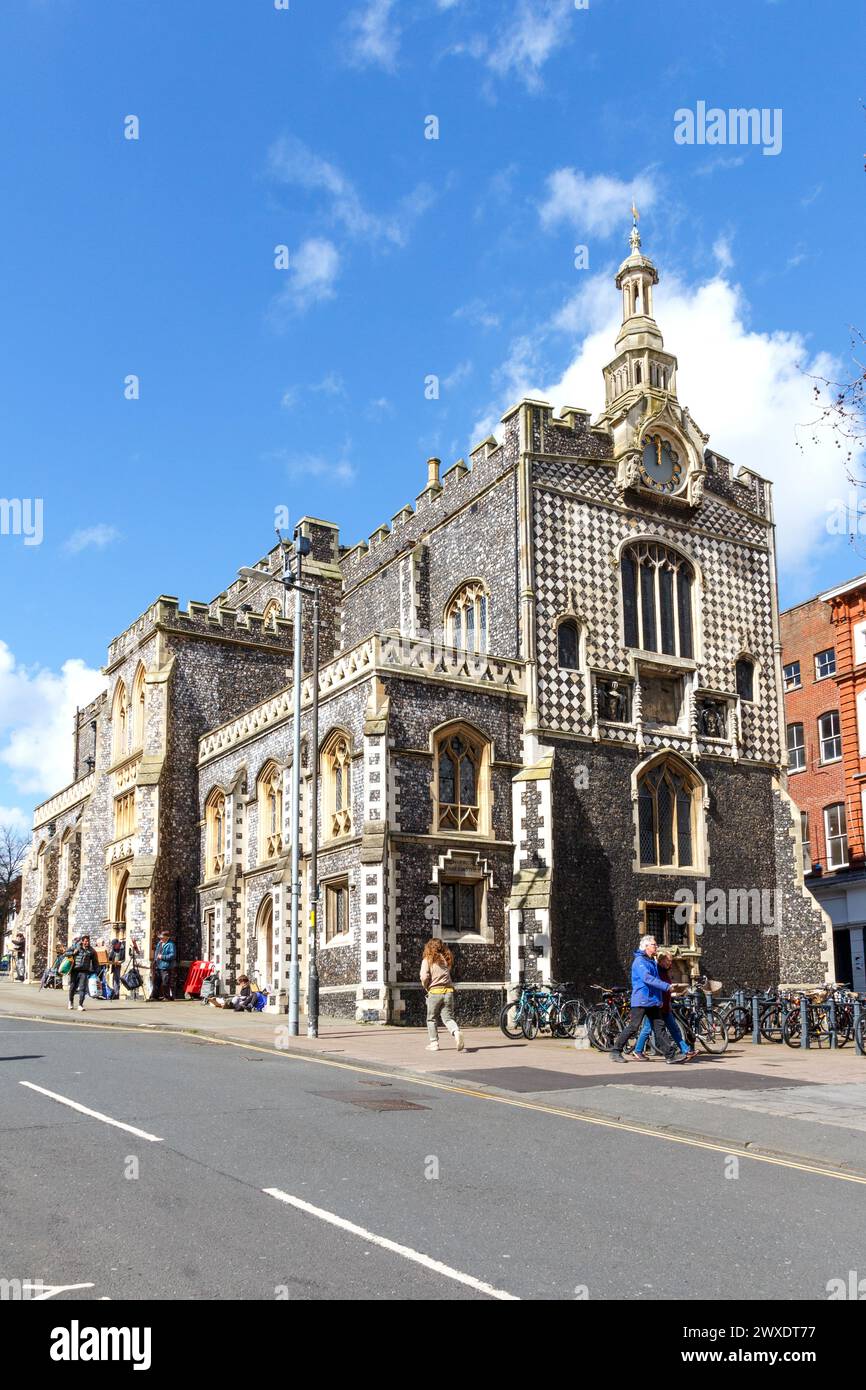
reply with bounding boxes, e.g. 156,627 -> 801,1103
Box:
632,950 -> 694,1061
210,975 -> 257,1011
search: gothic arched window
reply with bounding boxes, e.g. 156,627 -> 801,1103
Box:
132,665 -> 146,749
736,657 -> 755,702
434,726 -> 486,832
557,619 -> 580,670
111,681 -> 128,763
257,762 -> 283,861
323,732 -> 352,840
621,541 -> 694,658
206,789 -> 227,878
637,758 -> 700,869
446,582 -> 489,654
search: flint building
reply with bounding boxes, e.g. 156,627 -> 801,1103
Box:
20,223 -> 832,1021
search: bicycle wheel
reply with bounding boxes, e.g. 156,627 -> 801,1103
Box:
759,1003 -> 785,1043
521,1004 -> 540,1040
857,1013 -> 866,1055
694,1014 -> 728,1054
554,1000 -> 579,1038
782,1012 -> 804,1048
589,1007 -> 623,1052
500,999 -> 526,1040
721,1006 -> 751,1042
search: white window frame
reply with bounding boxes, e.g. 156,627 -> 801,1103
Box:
786,722 -> 805,773
824,803 -> 848,870
855,622 -> 866,667
815,648 -> 836,680
818,711 -> 842,764
782,660 -> 801,691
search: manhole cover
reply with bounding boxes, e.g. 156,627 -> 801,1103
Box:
311,1089 -> 429,1112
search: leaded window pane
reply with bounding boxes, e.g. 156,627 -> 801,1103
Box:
659,565 -> 675,655
441,883 -> 456,931
558,620 -> 579,670
639,787 -> 656,864
657,776 -> 674,863
622,552 -> 638,647
676,792 -> 692,866
640,560 -> 657,651
459,754 -> 476,807
677,571 -> 693,659
439,751 -> 456,805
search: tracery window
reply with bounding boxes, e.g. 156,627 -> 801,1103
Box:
111,681 -> 128,763
206,789 -> 227,878
262,599 -> 281,629
132,665 -> 146,749
621,543 -> 694,658
323,733 -> 352,840
435,727 -> 484,832
446,582 -> 489,654
637,758 -> 700,869
114,790 -> 136,840
258,762 -> 283,860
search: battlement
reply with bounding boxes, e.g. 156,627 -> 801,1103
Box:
340,409 -> 520,592
705,450 -> 772,520
33,772 -> 96,831
106,594 -> 294,669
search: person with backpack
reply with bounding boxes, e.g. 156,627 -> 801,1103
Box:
420,938 -> 464,1053
151,930 -> 176,1000
64,934 -> 98,1013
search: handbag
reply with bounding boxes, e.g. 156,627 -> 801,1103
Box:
59,956 -> 73,977
120,966 -> 143,992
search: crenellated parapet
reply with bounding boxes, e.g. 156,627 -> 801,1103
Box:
198,632 -> 526,765
33,773 -> 95,831
106,594 -> 295,670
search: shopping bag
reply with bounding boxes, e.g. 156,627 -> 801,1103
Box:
120,967 -> 142,992
87,973 -> 99,998
59,956 -> 73,977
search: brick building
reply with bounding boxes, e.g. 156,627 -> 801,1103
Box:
19,220 -> 833,1019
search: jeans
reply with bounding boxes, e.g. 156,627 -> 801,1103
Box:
68,970 -> 88,1006
154,967 -> 173,1000
613,1005 -> 675,1057
426,989 -> 458,1042
635,1010 -> 689,1054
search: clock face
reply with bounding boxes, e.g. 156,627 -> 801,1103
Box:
639,434 -> 682,493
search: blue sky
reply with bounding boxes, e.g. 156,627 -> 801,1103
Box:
1,0 -> 865,826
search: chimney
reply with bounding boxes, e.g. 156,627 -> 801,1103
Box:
427,457 -> 441,489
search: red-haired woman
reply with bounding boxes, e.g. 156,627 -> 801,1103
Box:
420,938 -> 464,1053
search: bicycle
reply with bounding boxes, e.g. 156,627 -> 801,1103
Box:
586,985 -> 631,1052
782,985 -> 855,1048
671,988 -> 728,1054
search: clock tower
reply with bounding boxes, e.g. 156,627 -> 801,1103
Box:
597,210 -> 707,507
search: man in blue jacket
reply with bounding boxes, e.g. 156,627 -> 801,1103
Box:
151,930 -> 176,1001
611,935 -> 686,1064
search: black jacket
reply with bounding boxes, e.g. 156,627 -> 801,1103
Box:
68,944 -> 98,975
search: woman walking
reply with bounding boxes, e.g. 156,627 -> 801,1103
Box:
64,934 -> 99,1013
420,938 -> 464,1053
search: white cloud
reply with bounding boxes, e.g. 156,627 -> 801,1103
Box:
0,805 -> 29,835
485,0 -> 576,89
474,268 -> 859,584
539,169 -> 659,237
268,136 -> 434,251
265,448 -> 357,485
64,524 -> 120,554
0,642 -> 106,805
280,372 -> 347,411
345,0 -> 401,71
454,299 -> 501,330
272,239 -> 340,317
443,360 -> 473,390
712,235 -> 734,270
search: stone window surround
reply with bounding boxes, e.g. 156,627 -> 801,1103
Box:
429,719 -> 493,838
321,875 -> 351,948
430,847 -> 495,945
631,749 -> 709,877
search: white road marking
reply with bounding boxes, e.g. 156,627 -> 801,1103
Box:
19,1081 -> 163,1142
263,1187 -> 519,1301
24,1282 -> 95,1300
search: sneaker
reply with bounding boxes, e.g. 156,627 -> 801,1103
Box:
665,1051 -> 686,1064
454,1029 -> 465,1052
632,1051 -> 652,1061
76,1004 -> 85,1012
425,1041 -> 440,1052
67,1001 -> 74,1011
609,1051 -> 627,1063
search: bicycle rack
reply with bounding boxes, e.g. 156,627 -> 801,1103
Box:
751,992 -> 762,1046
855,996 -> 864,1058
800,993 -> 810,1049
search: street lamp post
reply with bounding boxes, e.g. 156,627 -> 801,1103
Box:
287,535 -> 309,1035
307,582 -> 320,1037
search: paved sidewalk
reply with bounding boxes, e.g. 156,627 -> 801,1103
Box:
4,978 -> 866,1173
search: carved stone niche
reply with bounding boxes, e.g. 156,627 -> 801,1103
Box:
697,699 -> 728,740
597,677 -> 632,724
